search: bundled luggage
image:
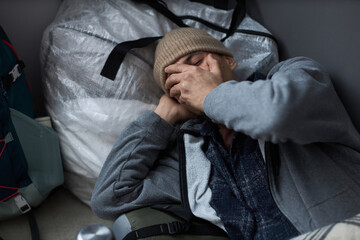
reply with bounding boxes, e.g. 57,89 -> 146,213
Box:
40,0 -> 278,206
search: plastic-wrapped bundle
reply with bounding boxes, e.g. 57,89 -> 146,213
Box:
40,0 -> 278,205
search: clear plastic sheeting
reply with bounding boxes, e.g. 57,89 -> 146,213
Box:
40,0 -> 278,205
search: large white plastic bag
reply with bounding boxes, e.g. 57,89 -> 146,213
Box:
40,0 -> 278,205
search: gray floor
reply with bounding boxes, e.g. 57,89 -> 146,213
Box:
0,186 -> 113,240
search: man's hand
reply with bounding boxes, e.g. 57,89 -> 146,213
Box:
164,54 -> 223,112
154,95 -> 198,125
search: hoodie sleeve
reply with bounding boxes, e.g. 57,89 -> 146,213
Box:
91,111 -> 181,220
204,57 -> 360,147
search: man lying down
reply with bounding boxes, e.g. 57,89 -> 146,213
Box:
91,28 -> 360,239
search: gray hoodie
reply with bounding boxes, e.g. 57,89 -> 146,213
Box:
91,57 -> 360,234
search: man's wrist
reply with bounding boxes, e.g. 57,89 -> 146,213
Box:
154,106 -> 177,125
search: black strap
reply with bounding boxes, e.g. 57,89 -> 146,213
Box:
177,133 -> 192,212
100,0 -> 266,81
27,211 -> 40,240
151,204 -> 227,237
190,0 -> 235,10
123,220 -> 227,240
151,204 -> 192,222
221,0 -> 246,42
139,0 -> 246,42
100,36 -> 162,80
123,221 -> 189,240
133,0 -> 188,28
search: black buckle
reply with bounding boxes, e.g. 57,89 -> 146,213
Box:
167,221 -> 184,235
2,61 -> 25,89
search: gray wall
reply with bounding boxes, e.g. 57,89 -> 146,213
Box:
247,0 -> 360,132
0,0 -> 62,117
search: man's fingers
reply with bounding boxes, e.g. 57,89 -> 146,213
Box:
178,96 -> 187,105
165,73 -> 181,91
165,63 -> 193,74
169,84 -> 181,99
208,54 -> 222,80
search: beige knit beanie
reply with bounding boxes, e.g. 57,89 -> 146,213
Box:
153,27 -> 233,93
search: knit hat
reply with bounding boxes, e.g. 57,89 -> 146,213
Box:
153,27 -> 233,93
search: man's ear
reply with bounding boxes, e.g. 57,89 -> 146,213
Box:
223,56 -> 237,70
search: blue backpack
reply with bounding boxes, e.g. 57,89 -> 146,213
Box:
0,26 -> 35,118
0,25 -> 64,240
